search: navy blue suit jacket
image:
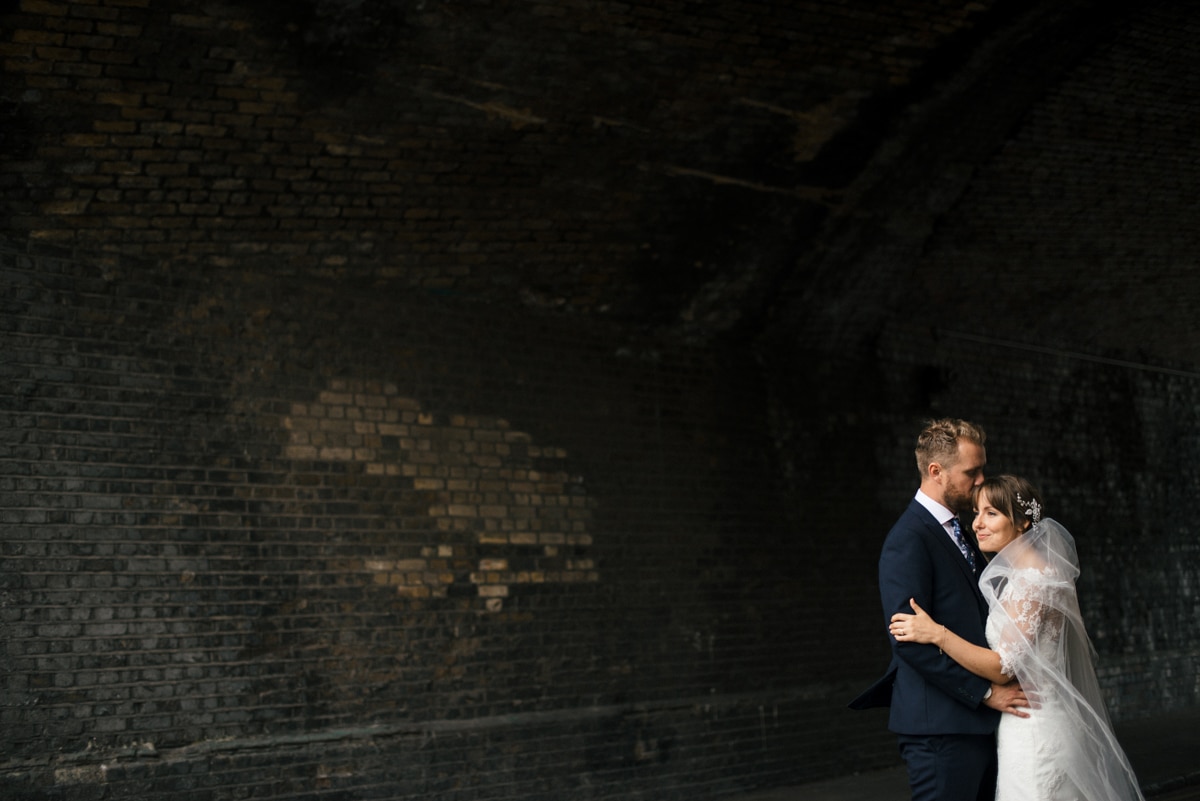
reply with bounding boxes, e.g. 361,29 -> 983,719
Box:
851,499 -> 999,736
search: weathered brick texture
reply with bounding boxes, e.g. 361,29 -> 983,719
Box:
3,0 -> 1200,799
2,244 -> 846,799
0,0 -> 994,327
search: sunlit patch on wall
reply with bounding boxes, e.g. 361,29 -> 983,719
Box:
281,378 -> 597,610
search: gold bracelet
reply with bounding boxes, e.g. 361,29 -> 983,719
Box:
939,624 -> 946,654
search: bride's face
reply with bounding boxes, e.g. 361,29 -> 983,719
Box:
972,488 -> 1022,553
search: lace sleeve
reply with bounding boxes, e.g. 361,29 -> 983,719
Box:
993,568 -> 1066,677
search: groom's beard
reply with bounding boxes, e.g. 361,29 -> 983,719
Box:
943,484 -> 974,516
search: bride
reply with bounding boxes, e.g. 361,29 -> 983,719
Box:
890,475 -> 1144,801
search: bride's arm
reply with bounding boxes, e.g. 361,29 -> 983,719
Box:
890,598 -> 1012,684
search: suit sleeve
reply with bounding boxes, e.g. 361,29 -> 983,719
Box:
879,525 -> 992,708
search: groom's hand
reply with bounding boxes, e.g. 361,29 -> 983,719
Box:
984,681 -> 1031,718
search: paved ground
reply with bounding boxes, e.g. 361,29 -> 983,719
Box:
725,708 -> 1200,801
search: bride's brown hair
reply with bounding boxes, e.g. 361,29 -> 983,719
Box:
973,474 -> 1044,533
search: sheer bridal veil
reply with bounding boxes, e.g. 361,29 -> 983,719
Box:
980,517 -> 1145,801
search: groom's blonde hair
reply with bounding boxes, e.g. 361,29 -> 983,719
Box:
915,418 -> 986,477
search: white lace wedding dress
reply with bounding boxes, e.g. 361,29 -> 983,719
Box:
987,566 -> 1087,799
981,519 -> 1144,801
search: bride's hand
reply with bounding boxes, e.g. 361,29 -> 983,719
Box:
889,598 -> 942,645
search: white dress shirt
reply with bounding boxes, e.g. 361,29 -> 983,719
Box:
915,488 -> 960,544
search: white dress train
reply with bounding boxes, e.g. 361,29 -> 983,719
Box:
981,519 -> 1144,801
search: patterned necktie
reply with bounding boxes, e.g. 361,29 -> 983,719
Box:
950,518 -> 976,571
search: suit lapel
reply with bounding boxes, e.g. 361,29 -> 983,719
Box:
910,501 -> 984,594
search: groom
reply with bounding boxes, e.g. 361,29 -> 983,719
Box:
851,418 -> 1027,801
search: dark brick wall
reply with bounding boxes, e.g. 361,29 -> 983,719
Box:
0,0 -> 1002,331
3,0 -> 1200,799
8,241 -> 1195,799
772,324 -> 1200,718
897,2 -> 1200,719
762,0 -> 1200,764
3,244 -> 873,799
910,3 -> 1200,367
